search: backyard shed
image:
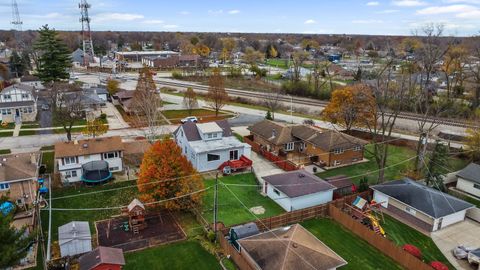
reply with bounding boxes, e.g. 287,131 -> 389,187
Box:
456,163 -> 480,198
372,178 -> 474,232
79,246 -> 125,270
228,222 -> 259,251
262,170 -> 336,211
58,221 -> 92,257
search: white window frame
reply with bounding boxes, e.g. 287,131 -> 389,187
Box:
0,183 -> 10,190
333,160 -> 341,166
229,150 -> 239,160
333,148 -> 345,154
109,166 -> 119,171
104,152 -> 119,159
353,145 -> 362,151
273,189 -> 281,196
207,153 -> 220,162
64,157 -> 76,165
284,142 -> 294,151
3,94 -> 11,100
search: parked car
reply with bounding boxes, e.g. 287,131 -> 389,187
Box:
41,104 -> 50,111
180,116 -> 198,124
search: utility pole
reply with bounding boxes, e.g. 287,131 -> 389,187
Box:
11,0 -> 23,49
79,0 -> 95,66
213,171 -> 218,240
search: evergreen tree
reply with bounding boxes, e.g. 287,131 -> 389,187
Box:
265,111 -> 273,120
425,140 -> 449,191
33,25 -> 72,84
0,197 -> 35,268
9,51 -> 26,78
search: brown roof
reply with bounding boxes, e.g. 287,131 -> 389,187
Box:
292,125 -> 368,151
325,175 -> 354,189
179,55 -> 200,61
263,170 -> 336,198
79,246 -> 125,270
248,120 -> 293,145
0,152 -> 40,182
55,137 -> 124,158
114,89 -> 134,100
123,140 -> 151,166
238,224 -> 347,270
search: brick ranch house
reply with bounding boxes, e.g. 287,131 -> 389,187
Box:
247,120 -> 368,168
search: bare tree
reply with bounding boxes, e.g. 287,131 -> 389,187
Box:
263,89 -> 283,120
291,51 -> 309,82
206,69 -> 228,116
468,36 -> 480,108
132,67 -> 163,142
53,85 -> 85,142
183,87 -> 198,115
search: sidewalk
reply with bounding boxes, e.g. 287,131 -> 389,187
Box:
13,123 -> 21,137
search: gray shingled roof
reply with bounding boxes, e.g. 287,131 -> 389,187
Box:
174,120 -> 233,142
263,170 -> 336,198
457,163 -> 480,184
371,178 -> 474,218
79,246 -> 125,270
230,222 -> 259,239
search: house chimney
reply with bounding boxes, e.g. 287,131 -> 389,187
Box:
272,129 -> 277,138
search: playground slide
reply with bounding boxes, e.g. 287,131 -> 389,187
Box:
367,214 -> 386,237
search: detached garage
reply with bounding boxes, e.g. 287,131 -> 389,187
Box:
372,178 -> 474,232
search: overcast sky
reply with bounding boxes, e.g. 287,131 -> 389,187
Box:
0,0 -> 479,36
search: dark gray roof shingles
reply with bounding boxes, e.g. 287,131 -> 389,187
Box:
263,170 -> 336,198
372,178 -> 474,218
457,163 -> 480,184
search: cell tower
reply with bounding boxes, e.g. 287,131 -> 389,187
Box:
79,0 -> 95,65
11,0 -> 23,48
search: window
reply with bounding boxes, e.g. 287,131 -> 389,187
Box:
333,148 -> 344,154
333,160 -> 341,166
0,183 -> 10,190
104,152 -> 119,159
405,207 -> 416,215
353,145 -> 362,151
207,154 -> 220,162
65,170 -> 77,178
474,184 -> 480,190
109,166 -> 119,171
284,142 -> 294,151
299,142 -> 306,152
64,157 -> 76,165
1,109 -> 11,115
273,189 -> 280,196
184,147 -> 188,155
71,170 -> 77,177
27,107 -> 33,113
190,153 -> 195,160
207,133 -> 213,139
230,150 -> 239,160
212,133 -> 218,138
3,95 -> 11,100
21,94 -> 29,99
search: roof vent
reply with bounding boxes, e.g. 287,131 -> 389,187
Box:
2,158 -> 6,162
272,129 -> 277,138
83,143 -> 88,148
298,173 -> 305,178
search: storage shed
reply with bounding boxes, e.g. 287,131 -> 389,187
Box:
58,221 -> 92,257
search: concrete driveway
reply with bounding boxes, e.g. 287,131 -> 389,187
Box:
250,152 -> 284,182
103,103 -> 130,129
431,219 -> 480,270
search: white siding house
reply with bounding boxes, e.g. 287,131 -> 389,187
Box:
456,163 -> 480,198
174,121 -> 251,172
0,84 -> 37,123
262,170 -> 336,212
55,137 -> 124,183
372,178 -> 474,232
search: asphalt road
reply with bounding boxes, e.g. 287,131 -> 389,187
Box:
37,96 -> 53,135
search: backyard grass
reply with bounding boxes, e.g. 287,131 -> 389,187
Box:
302,218 -> 403,270
41,181 -> 139,241
203,173 -> 285,226
0,149 -> 11,154
382,214 -> 453,268
124,241 -> 221,270
41,152 -> 55,174
317,144 -> 469,185
173,211 -> 204,238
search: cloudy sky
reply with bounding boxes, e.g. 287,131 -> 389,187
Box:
0,0 -> 479,36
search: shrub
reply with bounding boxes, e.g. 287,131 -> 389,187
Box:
100,113 -> 107,120
206,230 -> 216,242
172,70 -> 183,79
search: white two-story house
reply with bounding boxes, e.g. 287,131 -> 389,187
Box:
0,84 -> 37,123
174,120 -> 251,172
54,136 -> 124,183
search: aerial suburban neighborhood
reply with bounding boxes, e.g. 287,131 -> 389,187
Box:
1,0 -> 480,270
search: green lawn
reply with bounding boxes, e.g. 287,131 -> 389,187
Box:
203,173 -> 285,226
0,149 -> 11,154
233,132 -> 244,142
0,122 -> 15,129
450,191 -> 480,208
382,214 -> 453,268
0,131 -> 13,137
317,144 -> 468,185
124,241 -> 221,270
302,218 -> 403,270
41,181 -> 139,241
265,58 -> 290,69
21,122 -> 41,129
41,152 -> 55,174
40,145 -> 54,151
19,130 -> 38,136
53,127 -> 84,134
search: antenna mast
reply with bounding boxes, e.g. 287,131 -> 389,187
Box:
11,0 -> 23,49
79,0 -> 95,65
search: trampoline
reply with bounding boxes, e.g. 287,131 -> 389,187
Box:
81,160 -> 112,184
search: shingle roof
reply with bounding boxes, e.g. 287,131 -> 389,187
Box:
238,224 -> 347,270
55,136 -> 124,158
79,246 -> 125,270
230,222 -> 259,239
263,170 -> 336,198
457,163 -> 480,184
371,178 -> 474,218
175,120 -> 233,142
292,125 -> 368,151
248,120 -> 293,145
0,152 -> 40,182
0,100 -> 35,108
127,198 -> 145,212
325,175 -> 354,189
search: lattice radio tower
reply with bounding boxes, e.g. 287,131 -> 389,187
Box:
79,0 -> 95,65
11,0 -> 23,49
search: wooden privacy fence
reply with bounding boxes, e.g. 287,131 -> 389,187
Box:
243,135 -> 299,171
328,204 -> 433,270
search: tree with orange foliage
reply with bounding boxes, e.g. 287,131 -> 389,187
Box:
137,139 -> 204,210
321,84 -> 375,131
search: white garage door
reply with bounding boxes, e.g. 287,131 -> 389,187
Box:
440,210 -> 466,229
373,191 -> 389,208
